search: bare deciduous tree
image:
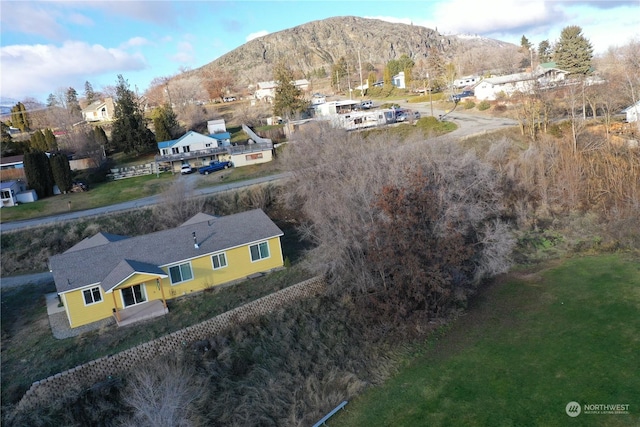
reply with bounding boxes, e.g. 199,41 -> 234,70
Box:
123,359 -> 204,427
153,178 -> 205,227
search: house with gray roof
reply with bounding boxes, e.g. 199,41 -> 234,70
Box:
49,209 -> 284,329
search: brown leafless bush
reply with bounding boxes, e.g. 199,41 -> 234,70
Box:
282,124 -> 515,316
152,178 -> 205,228
122,358 -> 204,427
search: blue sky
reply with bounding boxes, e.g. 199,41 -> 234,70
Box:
1,0 -> 638,103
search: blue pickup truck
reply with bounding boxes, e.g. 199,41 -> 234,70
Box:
198,160 -> 232,175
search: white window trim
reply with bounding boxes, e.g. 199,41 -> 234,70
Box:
249,241 -> 271,263
82,285 -> 103,306
169,261 -> 194,286
119,283 -> 147,308
211,252 -> 228,270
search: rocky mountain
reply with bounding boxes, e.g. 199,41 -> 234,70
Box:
186,16 -> 518,88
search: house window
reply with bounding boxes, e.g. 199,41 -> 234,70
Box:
169,262 -> 193,284
246,153 -> 263,161
182,146 -> 191,153
1,190 -> 10,199
122,284 -> 146,307
205,143 -> 212,148
250,241 -> 270,262
172,147 -> 179,154
161,149 -> 169,155
211,252 -> 227,269
83,286 -> 102,305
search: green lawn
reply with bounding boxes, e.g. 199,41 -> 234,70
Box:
336,254 -> 640,427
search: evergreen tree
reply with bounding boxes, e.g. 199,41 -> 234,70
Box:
1,122 -> 12,145
10,102 -> 30,132
84,81 -> 96,104
46,93 -> 58,107
383,65 -> 392,87
553,26 -> 593,75
153,103 -> 182,142
403,66 -> 412,88
367,72 -> 376,90
538,40 -> 552,64
397,54 -> 415,73
23,150 -> 54,198
50,152 -> 73,193
154,116 -> 171,143
111,75 -> 157,154
520,35 -> 533,52
30,130 -> 47,151
272,62 -> 307,121
331,57 -> 348,89
426,46 -> 446,92
66,87 -> 82,118
44,128 -> 58,151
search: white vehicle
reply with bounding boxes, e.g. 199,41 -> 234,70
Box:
180,164 -> 193,175
360,100 -> 374,109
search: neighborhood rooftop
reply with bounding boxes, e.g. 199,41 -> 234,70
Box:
50,209 -> 284,294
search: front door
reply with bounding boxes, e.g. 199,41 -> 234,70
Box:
121,284 -> 147,307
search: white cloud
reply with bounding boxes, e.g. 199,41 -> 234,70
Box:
0,41 -> 147,100
432,0 -> 557,35
121,37 -> 151,48
246,30 -> 269,42
0,2 -> 67,40
169,42 -> 195,63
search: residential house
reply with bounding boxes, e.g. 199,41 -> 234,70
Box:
156,131 -> 230,172
49,209 -> 285,328
454,75 -> 481,89
392,71 -> 406,89
82,98 -> 115,122
254,79 -> 310,103
474,64 -> 569,101
622,100 -> 640,123
0,154 -> 25,181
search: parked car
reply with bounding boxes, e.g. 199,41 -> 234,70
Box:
360,100 -> 374,109
223,96 -> 237,102
198,160 -> 232,175
450,90 -> 474,102
395,111 -> 408,122
180,164 -> 194,175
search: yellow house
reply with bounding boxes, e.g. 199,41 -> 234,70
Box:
49,209 -> 284,329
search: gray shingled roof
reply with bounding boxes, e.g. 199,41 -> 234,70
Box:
64,232 -> 129,253
50,209 -> 283,294
101,259 -> 168,292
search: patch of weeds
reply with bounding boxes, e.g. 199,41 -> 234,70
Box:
477,100 -> 491,111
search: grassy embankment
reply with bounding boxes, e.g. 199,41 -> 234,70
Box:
0,264 -> 313,406
336,253 -> 640,427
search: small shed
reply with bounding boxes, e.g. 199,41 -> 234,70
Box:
622,100 -> 640,123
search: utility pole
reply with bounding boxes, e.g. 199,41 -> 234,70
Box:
428,73 -> 433,117
347,62 -> 352,100
358,49 -> 364,100
336,70 -> 340,93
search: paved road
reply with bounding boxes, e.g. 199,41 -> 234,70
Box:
0,172 -> 292,232
396,100 -> 518,139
